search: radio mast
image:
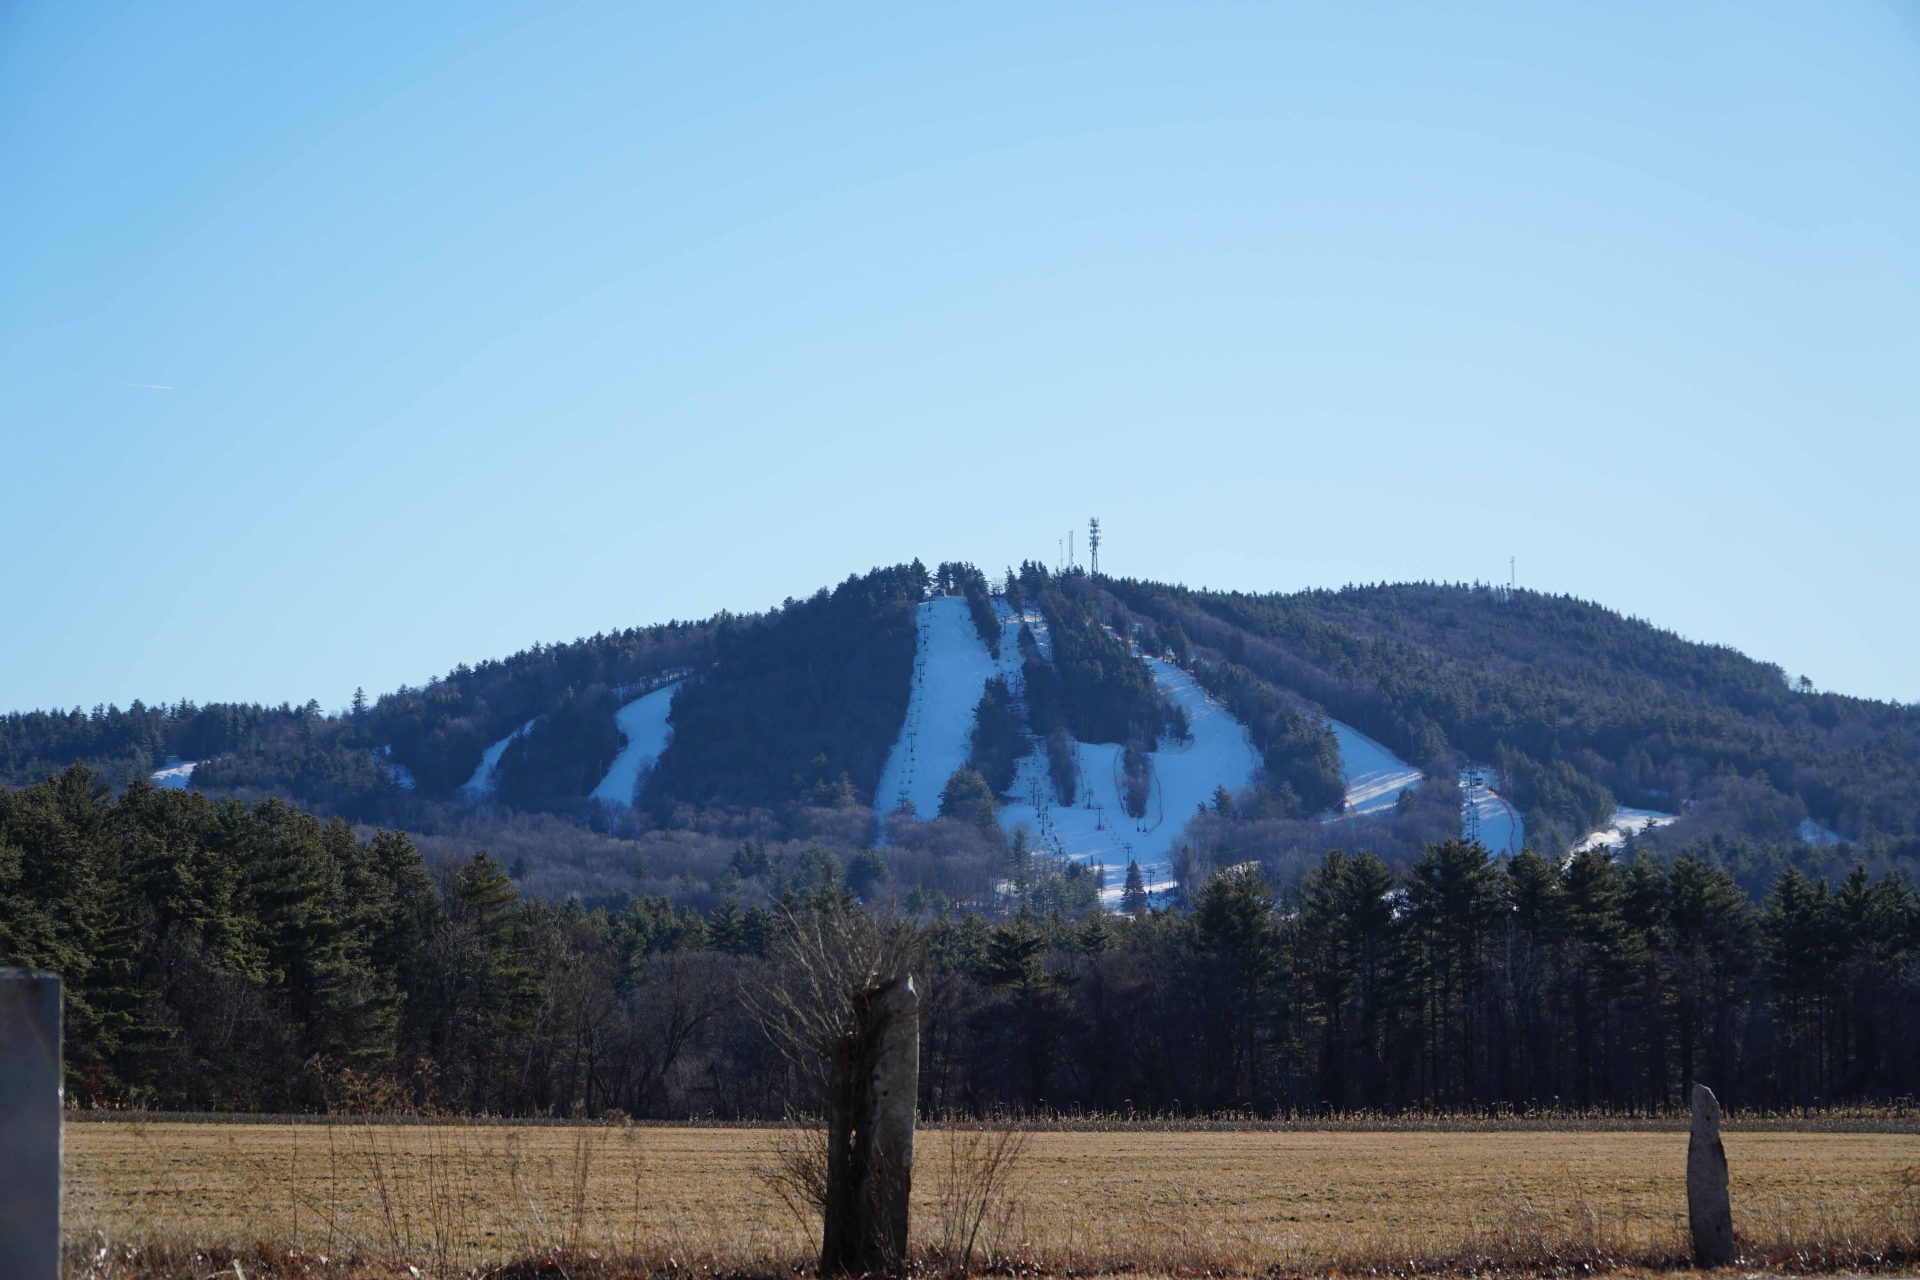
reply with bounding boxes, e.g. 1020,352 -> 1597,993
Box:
1089,517 -> 1101,577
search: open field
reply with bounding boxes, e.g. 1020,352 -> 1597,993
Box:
65,1121 -> 1920,1277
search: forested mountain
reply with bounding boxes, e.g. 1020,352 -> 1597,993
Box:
6,566 -> 1920,909
645,563 -> 924,815
1104,578 -> 1920,852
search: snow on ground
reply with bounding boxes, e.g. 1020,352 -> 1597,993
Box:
874,596 -> 1000,824
1460,765 -> 1526,855
460,719 -> 536,801
997,642 -> 1260,907
150,758 -> 197,790
378,746 -> 416,792
1798,817 -> 1846,847
1323,719 -> 1423,818
1573,806 -> 1678,853
591,681 -> 683,808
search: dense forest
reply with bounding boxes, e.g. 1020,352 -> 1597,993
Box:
4,767 -> 1915,1115
645,564 -> 925,815
1104,578 -> 1920,853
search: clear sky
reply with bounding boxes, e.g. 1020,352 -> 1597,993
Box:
3,2 -> 1915,712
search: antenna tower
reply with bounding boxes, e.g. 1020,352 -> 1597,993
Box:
1068,530 -> 1075,570
1089,517 -> 1101,577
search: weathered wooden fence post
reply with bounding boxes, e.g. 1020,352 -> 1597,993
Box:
0,968 -> 62,1280
1687,1082 -> 1734,1267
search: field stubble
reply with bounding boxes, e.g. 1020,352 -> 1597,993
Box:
64,1121 -> 1920,1278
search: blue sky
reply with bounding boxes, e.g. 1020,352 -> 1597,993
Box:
2,1 -> 1915,711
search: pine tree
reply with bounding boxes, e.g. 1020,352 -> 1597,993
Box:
1121,859 -> 1149,917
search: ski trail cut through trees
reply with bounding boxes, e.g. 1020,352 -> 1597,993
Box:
1574,806 -> 1678,853
1459,765 -> 1525,854
996,631 -> 1260,908
591,680 -> 683,808
874,596 -> 999,833
460,719 -> 536,800
1322,719 -> 1423,818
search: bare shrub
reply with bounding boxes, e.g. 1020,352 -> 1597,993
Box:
758,1115 -> 830,1231
927,1124 -> 1030,1275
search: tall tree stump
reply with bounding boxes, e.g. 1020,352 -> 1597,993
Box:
1687,1082 -> 1734,1267
822,974 -> 920,1275
0,969 -> 62,1280
861,976 -> 919,1269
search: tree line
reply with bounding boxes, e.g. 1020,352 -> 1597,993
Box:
5,764 -> 1914,1115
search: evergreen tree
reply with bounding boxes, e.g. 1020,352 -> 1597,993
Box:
1121,860 -> 1149,917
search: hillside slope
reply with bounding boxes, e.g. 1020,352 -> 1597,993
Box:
7,566 -> 1920,908
1107,577 -> 1920,854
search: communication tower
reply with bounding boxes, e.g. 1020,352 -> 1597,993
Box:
1089,517 -> 1101,577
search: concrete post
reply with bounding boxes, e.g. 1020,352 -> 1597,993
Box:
1687,1082 -> 1734,1267
0,969 -> 62,1280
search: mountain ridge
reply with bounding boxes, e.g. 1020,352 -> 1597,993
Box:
6,562 -> 1917,905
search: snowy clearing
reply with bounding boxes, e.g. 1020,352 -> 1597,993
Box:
1799,817 -> 1846,847
150,758 -> 197,790
1460,766 -> 1526,855
1573,806 -> 1678,853
1323,718 -> 1423,818
460,719 -> 536,801
378,746 -> 416,792
874,596 -> 1000,825
591,681 -> 683,808
998,643 -> 1260,907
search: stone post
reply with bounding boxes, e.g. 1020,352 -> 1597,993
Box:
0,969 -> 62,1280
1687,1082 -> 1734,1267
862,975 -> 919,1269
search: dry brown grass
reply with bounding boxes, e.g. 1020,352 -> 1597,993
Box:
63,1120 -> 1920,1278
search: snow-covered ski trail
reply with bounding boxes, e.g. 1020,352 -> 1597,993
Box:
591,680 -> 684,808
150,758 -> 197,790
1460,765 -> 1525,854
1573,806 -> 1677,854
1798,817 -> 1845,847
461,719 -> 536,801
1323,718 -> 1423,818
378,745 -> 416,792
997,638 -> 1260,908
873,596 -> 1000,826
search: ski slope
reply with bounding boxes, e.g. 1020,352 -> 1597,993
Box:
1799,817 -> 1845,847
591,680 -> 683,808
460,719 -> 536,801
1573,806 -> 1677,853
1460,765 -> 1526,855
998,647 -> 1260,907
1324,719 -> 1423,817
150,758 -> 197,790
378,746 -> 416,792
874,596 -> 1000,822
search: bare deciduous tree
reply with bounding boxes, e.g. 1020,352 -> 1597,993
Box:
748,902 -> 923,1275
